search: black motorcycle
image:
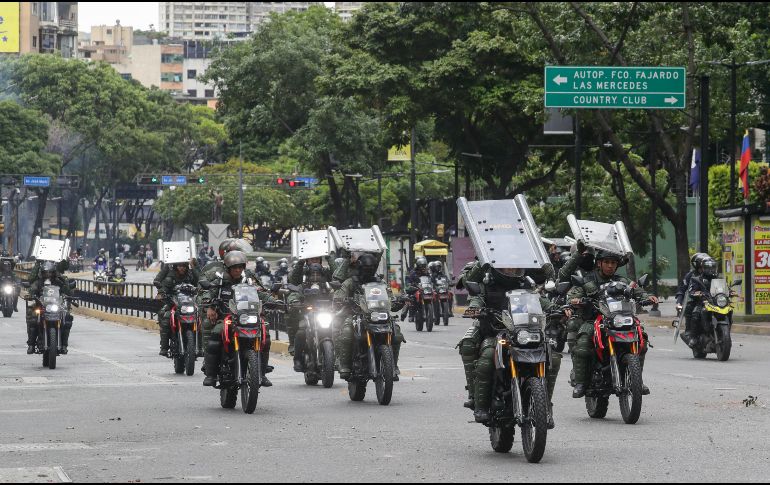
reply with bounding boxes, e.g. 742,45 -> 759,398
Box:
0,275 -> 18,318
169,283 -> 199,376
290,283 -> 337,388
342,281 -> 398,405
543,281 -> 570,353
433,274 -> 453,326
28,283 -> 78,369
677,277 -> 741,361
465,283 -> 551,463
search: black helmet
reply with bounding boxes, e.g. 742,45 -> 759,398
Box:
256,256 -> 265,264
357,253 -> 380,280
489,266 -> 525,286
595,250 -> 622,263
702,257 -> 718,277
223,250 -> 248,269
691,252 -> 709,270
279,262 -> 289,271
41,261 -> 57,279
428,261 -> 442,273
218,238 -> 235,258
415,256 -> 428,271
559,251 -> 571,265
307,262 -> 324,284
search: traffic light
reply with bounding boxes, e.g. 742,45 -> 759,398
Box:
276,177 -> 285,185
137,175 -> 161,186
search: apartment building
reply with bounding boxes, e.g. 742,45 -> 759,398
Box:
334,2 -> 363,21
12,2 -> 78,57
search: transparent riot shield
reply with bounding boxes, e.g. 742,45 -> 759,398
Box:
566,215 -> 634,257
328,225 -> 387,254
457,195 -> 551,270
291,229 -> 335,260
32,237 -> 70,262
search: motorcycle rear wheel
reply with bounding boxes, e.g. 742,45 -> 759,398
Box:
241,350 -> 261,414
47,327 -> 58,370
415,305 -> 424,332
489,424 -> 515,453
716,325 -> 731,362
321,340 -> 335,389
2,306 -> 12,318
348,378 -> 367,402
173,338 -> 184,374
442,300 -> 450,326
619,353 -> 643,424
220,387 -> 237,409
185,330 -> 196,376
521,377 -> 548,463
375,345 -> 394,406
425,304 -> 434,333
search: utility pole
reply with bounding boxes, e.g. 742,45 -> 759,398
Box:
649,126 -> 661,317
238,142 -> 244,238
699,76 -> 710,253
574,112 -> 582,218
377,174 -> 382,226
729,59 -> 737,206
410,127 -> 417,264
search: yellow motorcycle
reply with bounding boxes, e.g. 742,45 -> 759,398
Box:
680,277 -> 741,361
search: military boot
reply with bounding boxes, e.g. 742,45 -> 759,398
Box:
337,342 -> 352,381
202,351 -> 219,387
473,370 -> 493,423
288,332 -> 295,356
60,324 -> 71,355
639,351 -> 650,396
392,344 -> 401,382
159,326 -> 170,357
260,351 -> 273,387
26,322 -> 38,354
293,332 -> 306,372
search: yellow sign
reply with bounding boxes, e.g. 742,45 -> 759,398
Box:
721,220 -> 745,315
0,3 -> 20,53
387,144 -> 411,162
752,221 -> 770,315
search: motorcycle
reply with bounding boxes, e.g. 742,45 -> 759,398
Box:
28,283 -> 78,369
202,281 -> 282,414
414,275 -> 436,332
69,256 -> 83,273
571,274 -> 652,425
464,283 -> 551,463
94,261 -> 108,292
108,266 -> 127,296
676,277 -> 741,361
433,274 -> 453,326
260,274 -> 284,341
290,283 -> 336,388
543,281 -> 570,353
169,283 -> 199,376
340,281 -> 398,405
0,275 -> 18,318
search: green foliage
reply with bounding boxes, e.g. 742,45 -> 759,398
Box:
0,101 -> 60,174
708,162 -> 763,238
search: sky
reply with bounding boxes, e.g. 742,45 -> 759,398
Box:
78,2 -> 160,31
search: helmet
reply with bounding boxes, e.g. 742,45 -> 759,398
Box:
357,253 -> 380,280
41,261 -> 57,279
595,250 -> 622,263
415,256 -> 428,271
702,257 -> 718,277
99,248 -> 105,254
223,250 -> 248,269
489,266 -> 525,286
256,256 -> 265,264
559,252 -> 571,266
307,262 -> 324,284
691,252 -> 709,270
428,261 -> 442,274
114,257 -> 121,264
218,238 -> 235,258
279,262 -> 289,271
228,238 -> 253,253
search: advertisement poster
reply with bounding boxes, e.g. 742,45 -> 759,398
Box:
0,3 -> 20,53
721,220 -> 745,315
752,220 -> 770,315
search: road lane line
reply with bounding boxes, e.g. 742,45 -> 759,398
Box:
55,467 -> 72,483
0,443 -> 91,452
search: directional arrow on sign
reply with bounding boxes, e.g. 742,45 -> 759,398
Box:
553,75 -> 568,85
664,96 -> 678,105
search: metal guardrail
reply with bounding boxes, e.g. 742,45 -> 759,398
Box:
72,278 -> 162,319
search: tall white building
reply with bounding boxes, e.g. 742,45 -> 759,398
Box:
159,2 -> 321,40
334,2 -> 363,21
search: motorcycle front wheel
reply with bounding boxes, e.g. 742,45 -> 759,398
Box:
374,345 -> 394,406
586,395 -> 609,419
425,303 -> 434,333
716,324 -> 732,362
185,329 -> 196,376
521,377 -> 548,463
241,350 -> 261,414
442,300 -> 450,326
618,353 -> 643,424
348,378 -> 367,402
321,340 -> 335,389
415,304 -> 424,332
489,424 -> 515,453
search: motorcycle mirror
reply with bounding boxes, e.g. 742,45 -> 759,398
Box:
557,281 -> 571,295
637,274 -> 650,288
278,288 -> 291,296
571,275 -> 585,287
465,281 -> 481,296
732,279 -> 743,287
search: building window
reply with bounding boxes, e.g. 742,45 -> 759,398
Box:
32,2 -> 38,14
32,36 -> 37,48
187,69 -> 197,79
121,73 -> 132,80
204,89 -> 214,98
106,29 -> 112,35
187,89 -> 197,97
161,72 -> 183,83
161,53 -> 184,64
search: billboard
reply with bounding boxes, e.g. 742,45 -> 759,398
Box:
721,220 -> 745,315
752,221 -> 770,315
0,3 -> 20,54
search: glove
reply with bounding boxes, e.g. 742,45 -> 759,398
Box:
576,239 -> 586,253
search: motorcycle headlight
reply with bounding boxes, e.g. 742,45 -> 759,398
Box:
181,305 -> 196,314
240,314 -> 260,325
613,315 -> 634,327
46,304 -> 60,313
716,294 -> 729,307
2,285 -> 13,295
516,330 -> 541,345
317,312 -> 333,329
370,312 -> 389,322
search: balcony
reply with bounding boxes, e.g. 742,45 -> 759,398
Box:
59,19 -> 78,33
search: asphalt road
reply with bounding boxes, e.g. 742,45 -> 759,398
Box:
1,309 -> 769,482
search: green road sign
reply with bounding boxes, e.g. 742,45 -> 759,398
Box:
544,66 -> 686,109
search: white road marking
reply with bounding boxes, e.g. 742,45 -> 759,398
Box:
0,409 -> 50,414
0,467 -> 71,483
0,443 -> 91,452
21,377 -> 50,384
67,348 -> 173,384
55,467 -> 72,483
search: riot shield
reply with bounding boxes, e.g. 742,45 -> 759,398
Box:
567,215 -> 633,257
328,225 -> 387,254
31,237 -> 70,262
292,229 -> 335,260
673,291 -> 689,344
457,195 -> 551,271
158,238 -> 196,264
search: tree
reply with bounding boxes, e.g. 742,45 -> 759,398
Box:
0,101 -> 60,174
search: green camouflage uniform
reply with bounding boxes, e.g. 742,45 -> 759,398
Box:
286,258 -> 337,355
458,262 -> 561,413
26,265 -> 73,348
333,274 -> 405,377
153,263 -> 200,352
567,270 -> 649,387
198,261 -> 259,350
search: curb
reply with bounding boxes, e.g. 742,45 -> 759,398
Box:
71,307 -> 291,355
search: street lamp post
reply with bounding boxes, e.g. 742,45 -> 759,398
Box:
238,142 -> 244,238
410,127 -> 417,262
